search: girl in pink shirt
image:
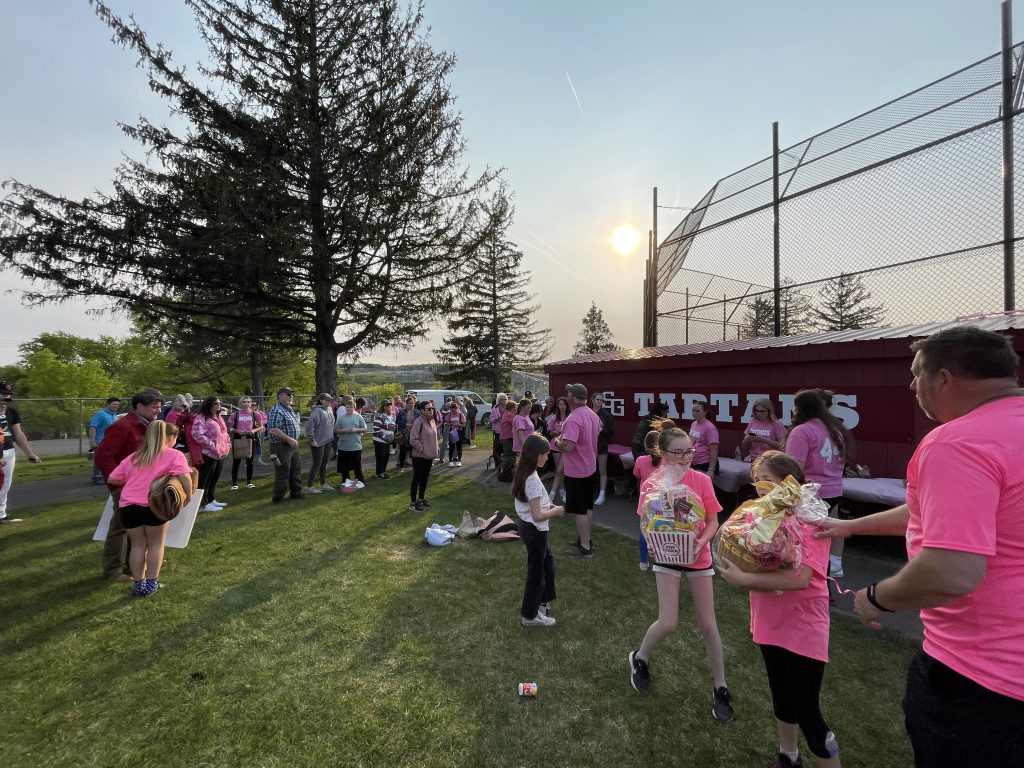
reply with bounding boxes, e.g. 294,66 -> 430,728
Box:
632,430 -> 663,570
108,420 -> 193,597
545,397 -> 570,504
717,451 -> 840,768
784,390 -> 853,578
628,428 -> 733,723
742,398 -> 787,462
688,400 -> 720,476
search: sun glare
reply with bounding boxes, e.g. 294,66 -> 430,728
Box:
610,224 -> 641,256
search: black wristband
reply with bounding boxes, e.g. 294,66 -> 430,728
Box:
867,582 -> 895,613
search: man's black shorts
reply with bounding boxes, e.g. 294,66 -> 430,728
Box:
563,473 -> 596,515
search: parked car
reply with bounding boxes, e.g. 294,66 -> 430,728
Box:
402,389 -> 492,425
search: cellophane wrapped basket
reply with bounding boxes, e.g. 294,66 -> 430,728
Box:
713,476 -> 829,573
639,466 -> 706,566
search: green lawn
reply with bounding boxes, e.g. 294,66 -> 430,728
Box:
14,453 -> 95,482
0,471 -> 917,767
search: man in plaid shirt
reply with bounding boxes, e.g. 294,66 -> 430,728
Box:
267,387 -> 303,503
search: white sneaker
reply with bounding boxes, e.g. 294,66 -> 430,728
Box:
390,448 -> 396,455
549,491 -> 557,504
560,490 -> 566,503
521,613 -> 556,627
318,484 -> 333,491
639,562 -> 649,571
595,491 -> 606,506
342,479 -> 354,489
210,501 -> 226,508
455,461 -> 462,467
246,483 -> 256,489
306,487 -> 322,494
469,443 -> 476,448
448,461 -> 455,467
230,485 -> 239,491
354,481 -> 365,490
200,503 -> 221,513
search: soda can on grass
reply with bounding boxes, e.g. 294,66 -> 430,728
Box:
518,682 -> 538,697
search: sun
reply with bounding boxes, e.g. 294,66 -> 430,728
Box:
610,224 -> 641,256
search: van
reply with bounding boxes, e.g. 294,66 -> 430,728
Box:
403,389 -> 492,425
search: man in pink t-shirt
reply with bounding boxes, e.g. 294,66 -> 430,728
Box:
555,383 -> 602,558
817,326 -> 1024,766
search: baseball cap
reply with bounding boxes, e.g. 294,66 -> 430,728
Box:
277,387 -> 294,396
566,383 -> 587,400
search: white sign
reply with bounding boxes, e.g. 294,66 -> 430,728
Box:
93,490 -> 204,549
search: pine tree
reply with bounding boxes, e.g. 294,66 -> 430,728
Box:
811,273 -> 887,331
0,0 -> 496,394
572,302 -> 619,356
740,279 -> 814,338
435,200 -> 552,392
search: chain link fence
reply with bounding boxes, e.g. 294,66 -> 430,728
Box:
653,41 -> 1024,344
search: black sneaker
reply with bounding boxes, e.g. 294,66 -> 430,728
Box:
419,498 -> 432,508
712,686 -> 734,723
408,501 -> 421,512
566,542 -> 594,559
768,753 -> 802,768
629,650 -> 650,694
272,497 -> 285,505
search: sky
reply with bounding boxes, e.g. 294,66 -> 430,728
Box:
0,0 -> 1005,367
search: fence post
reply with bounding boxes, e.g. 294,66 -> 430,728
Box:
772,121 -> 782,336
1002,0 -> 1016,310
685,288 -> 690,344
722,294 -> 727,340
651,186 -> 659,346
79,398 -> 84,457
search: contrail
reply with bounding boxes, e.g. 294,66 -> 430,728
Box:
565,72 -> 585,118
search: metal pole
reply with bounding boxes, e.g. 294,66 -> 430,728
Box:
773,121 -> 782,335
1002,0 -> 1016,310
685,287 -> 690,344
652,187 -> 659,347
722,294 -> 727,340
79,398 -> 84,456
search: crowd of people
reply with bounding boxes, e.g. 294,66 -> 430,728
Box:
2,326 -> 1021,767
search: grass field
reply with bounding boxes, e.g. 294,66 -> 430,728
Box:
0,468 -> 918,767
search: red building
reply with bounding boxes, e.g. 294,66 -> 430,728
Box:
546,315 -> 1024,479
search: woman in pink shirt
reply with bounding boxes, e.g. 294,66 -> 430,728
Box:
108,420 -> 192,597
628,428 -> 734,723
784,389 -> 853,578
511,399 -> 533,454
545,396 -> 570,504
742,398 -> 787,462
717,451 -> 840,768
688,400 -> 720,477
191,396 -> 232,513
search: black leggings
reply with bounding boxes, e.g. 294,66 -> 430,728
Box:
447,438 -> 462,462
759,644 -> 831,759
410,456 -> 433,502
197,456 -> 223,504
373,440 -> 391,476
336,449 -> 364,482
230,456 -> 254,485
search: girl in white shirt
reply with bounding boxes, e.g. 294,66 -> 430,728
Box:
512,433 -> 565,627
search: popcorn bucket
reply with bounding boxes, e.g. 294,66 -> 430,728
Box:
644,529 -> 696,566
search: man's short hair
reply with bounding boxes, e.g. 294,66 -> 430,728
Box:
106,397 -> 121,405
911,326 -> 1020,380
131,391 -> 164,409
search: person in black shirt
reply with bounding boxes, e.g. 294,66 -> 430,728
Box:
0,381 -> 42,524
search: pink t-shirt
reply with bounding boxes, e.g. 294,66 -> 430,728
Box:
109,447 -> 192,508
688,419 -> 720,465
560,406 -> 602,479
749,523 -> 831,661
637,468 -> 722,569
633,455 -> 659,516
499,409 -> 516,440
785,419 -> 844,498
545,414 -> 565,453
744,419 -> 787,461
905,397 -> 1024,702
512,414 -> 533,453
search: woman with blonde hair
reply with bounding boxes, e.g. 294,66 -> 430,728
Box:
228,396 -> 263,490
107,420 -> 192,597
741,398 -> 787,462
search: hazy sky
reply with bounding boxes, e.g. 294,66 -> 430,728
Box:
0,0 -> 1004,366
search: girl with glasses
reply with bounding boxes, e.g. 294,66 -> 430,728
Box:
742,398 -> 787,462
628,428 -> 734,723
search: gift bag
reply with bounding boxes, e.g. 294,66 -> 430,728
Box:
232,437 -> 253,459
638,467 -> 705,566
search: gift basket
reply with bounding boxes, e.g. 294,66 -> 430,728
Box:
639,466 -> 706,566
713,476 -> 829,573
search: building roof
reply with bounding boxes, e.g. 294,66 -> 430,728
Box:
548,312 -> 1024,369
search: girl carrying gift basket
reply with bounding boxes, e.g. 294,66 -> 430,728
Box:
627,428 -> 734,723
715,451 -> 840,768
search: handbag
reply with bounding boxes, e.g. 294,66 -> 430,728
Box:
232,437 -> 253,459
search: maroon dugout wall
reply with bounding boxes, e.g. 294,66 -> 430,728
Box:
546,319 -> 1024,479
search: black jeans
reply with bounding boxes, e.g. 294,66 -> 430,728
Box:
398,433 -> 412,468
337,449 -> 364,482
903,650 -> 1024,767
447,437 -> 463,463
197,456 -> 224,504
231,440 -> 255,484
373,440 -> 391,476
759,644 -> 831,759
410,456 -> 432,502
271,442 -> 303,500
518,519 -> 555,619
308,444 -> 330,487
